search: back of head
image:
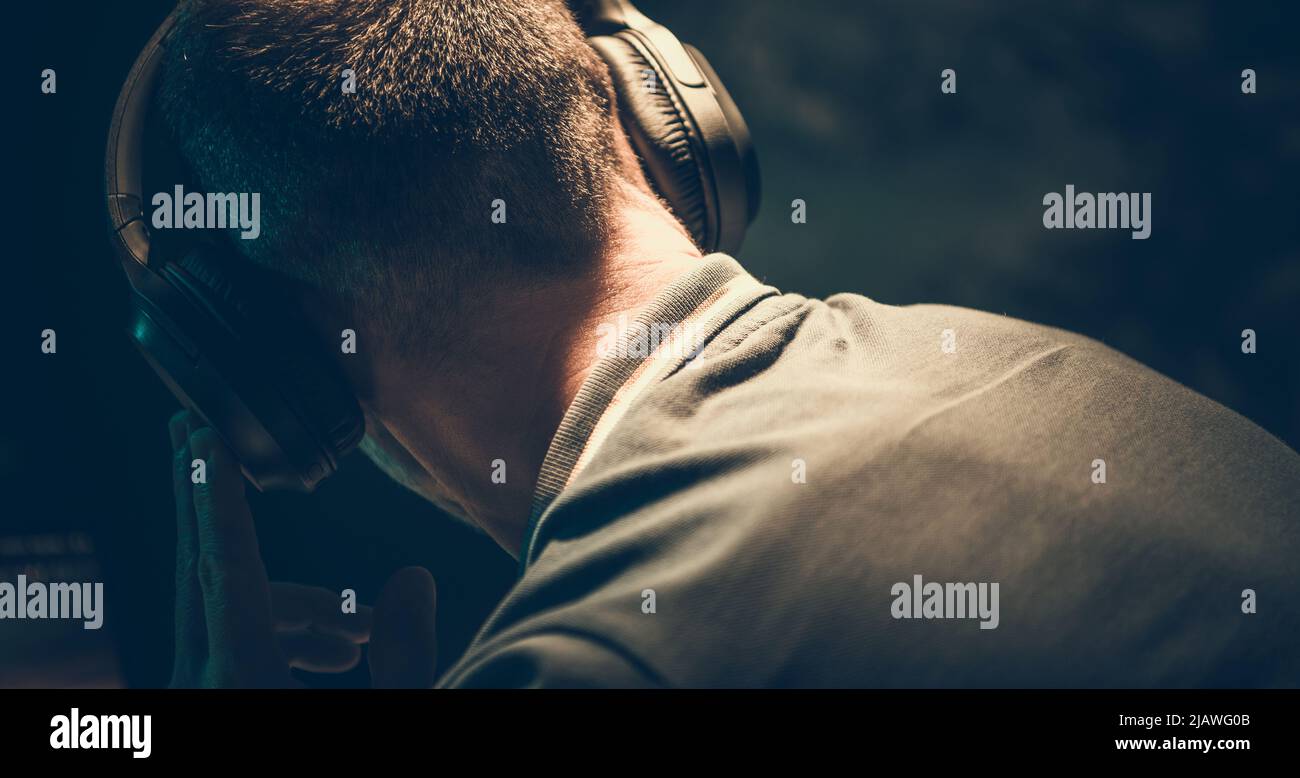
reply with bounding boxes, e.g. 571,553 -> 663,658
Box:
158,0 -> 623,341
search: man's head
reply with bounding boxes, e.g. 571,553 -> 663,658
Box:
158,0 -> 631,343
156,0 -> 705,542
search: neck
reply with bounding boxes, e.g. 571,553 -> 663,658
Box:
356,184 -> 702,555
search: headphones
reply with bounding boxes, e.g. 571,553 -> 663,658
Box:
105,0 -> 761,492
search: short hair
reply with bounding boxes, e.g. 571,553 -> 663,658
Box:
158,0 -> 621,340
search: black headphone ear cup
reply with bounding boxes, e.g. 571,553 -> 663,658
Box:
172,245 -> 253,326
681,43 -> 762,228
165,248 -> 364,486
587,32 -> 710,247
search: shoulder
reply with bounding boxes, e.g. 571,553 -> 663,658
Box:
468,293 -> 1300,686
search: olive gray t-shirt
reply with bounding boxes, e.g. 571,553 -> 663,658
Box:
437,254 -> 1299,688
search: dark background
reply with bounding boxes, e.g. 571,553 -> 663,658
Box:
7,0 -> 1297,687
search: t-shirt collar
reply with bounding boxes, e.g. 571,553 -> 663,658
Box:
519,253 -> 780,571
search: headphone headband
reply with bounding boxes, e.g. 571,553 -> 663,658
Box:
106,8 -> 181,275
578,0 -> 706,86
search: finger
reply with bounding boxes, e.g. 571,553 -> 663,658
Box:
169,410 -> 206,685
168,409 -> 190,449
271,582 -> 373,643
277,630 -> 364,674
188,426 -> 282,682
369,566 -> 439,688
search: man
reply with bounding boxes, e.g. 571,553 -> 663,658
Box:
160,0 -> 1299,688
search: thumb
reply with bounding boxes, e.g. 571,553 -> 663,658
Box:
369,566 -> 439,688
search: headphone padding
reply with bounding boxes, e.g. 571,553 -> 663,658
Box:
588,32 -> 709,247
172,249 -> 364,464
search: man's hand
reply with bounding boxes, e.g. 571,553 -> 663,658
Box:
369,566 -> 439,688
167,410 -> 439,687
271,581 -> 372,674
168,410 -> 294,687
